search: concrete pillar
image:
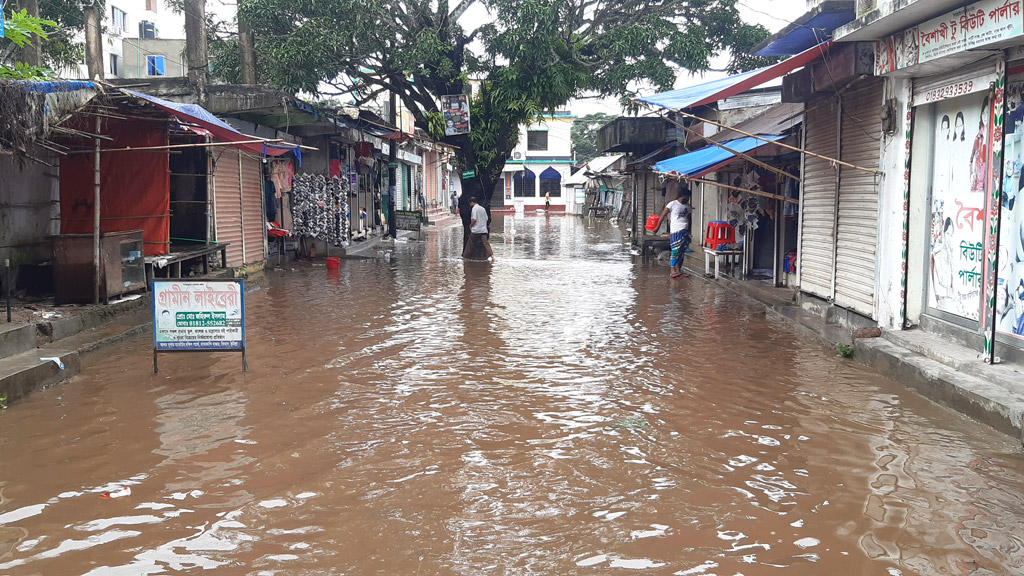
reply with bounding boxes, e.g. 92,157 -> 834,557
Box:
876,78 -> 914,330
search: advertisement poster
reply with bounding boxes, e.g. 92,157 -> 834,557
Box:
441,94 -> 470,136
153,280 -> 245,351
997,78 -> 1024,339
928,93 -> 989,321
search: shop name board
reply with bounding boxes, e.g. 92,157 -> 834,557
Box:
462,170 -> 476,178
875,0 -> 1024,75
153,280 -> 245,352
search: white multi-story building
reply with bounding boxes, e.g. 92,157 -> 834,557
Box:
499,112 -> 575,212
70,0 -> 186,80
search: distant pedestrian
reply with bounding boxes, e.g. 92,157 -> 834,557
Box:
656,188 -> 692,279
545,191 -> 551,211
463,197 -> 495,262
419,191 -> 426,211
450,190 -> 458,214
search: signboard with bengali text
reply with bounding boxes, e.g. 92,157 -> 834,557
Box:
876,0 -> 1024,75
153,279 -> 245,352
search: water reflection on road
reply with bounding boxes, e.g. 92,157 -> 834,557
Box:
0,214 -> 1022,575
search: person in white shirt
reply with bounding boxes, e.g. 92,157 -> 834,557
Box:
462,196 -> 495,261
656,188 -> 692,279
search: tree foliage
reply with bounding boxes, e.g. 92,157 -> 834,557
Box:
239,0 -> 768,230
0,8 -> 57,79
571,112 -> 616,165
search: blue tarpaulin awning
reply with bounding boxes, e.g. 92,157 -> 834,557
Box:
754,3 -> 854,57
635,42 -> 830,111
654,135 -> 784,178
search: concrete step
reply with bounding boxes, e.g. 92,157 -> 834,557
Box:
882,328 -> 1024,392
856,337 -> 1024,440
0,323 -> 38,360
0,348 -> 79,405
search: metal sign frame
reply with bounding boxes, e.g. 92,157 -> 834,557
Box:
152,278 -> 247,373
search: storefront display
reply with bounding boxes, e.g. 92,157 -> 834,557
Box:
997,72 -> 1024,339
926,92 -> 989,321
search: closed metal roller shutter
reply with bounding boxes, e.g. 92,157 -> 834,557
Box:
799,96 -> 839,299
834,80 -> 884,317
213,148 -> 244,267
240,152 -> 265,265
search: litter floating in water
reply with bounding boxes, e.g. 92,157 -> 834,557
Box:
101,486 -> 131,499
609,416 -> 650,430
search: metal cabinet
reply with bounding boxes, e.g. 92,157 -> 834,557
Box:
54,229 -> 146,304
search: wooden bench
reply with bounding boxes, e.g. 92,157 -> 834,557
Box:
145,242 -> 230,284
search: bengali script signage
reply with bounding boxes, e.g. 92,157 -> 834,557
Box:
153,279 -> 245,351
876,0 -> 1024,75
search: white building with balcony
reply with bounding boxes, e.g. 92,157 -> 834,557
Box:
498,112 -> 575,212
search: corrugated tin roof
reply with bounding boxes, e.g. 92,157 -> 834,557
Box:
565,154 -> 623,185
709,102 -> 803,143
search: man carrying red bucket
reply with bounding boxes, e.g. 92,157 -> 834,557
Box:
653,188 -> 692,279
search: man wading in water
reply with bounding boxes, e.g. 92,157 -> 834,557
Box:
463,197 -> 495,262
656,188 -> 692,279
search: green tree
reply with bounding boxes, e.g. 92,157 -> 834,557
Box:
238,0 -> 769,243
0,7 -> 56,79
571,112 -> 617,166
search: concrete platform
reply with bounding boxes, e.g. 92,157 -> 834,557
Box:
0,349 -> 79,404
0,323 -> 36,359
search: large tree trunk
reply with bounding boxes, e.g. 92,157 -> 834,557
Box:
184,0 -> 209,105
238,0 -> 257,84
21,0 -> 43,67
84,6 -> 103,80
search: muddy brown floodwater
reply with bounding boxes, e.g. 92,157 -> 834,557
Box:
1,215 -> 1023,576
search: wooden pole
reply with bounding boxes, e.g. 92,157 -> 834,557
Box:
661,114 -> 801,183
668,109 -> 882,175
683,177 -> 799,205
93,116 -> 102,304
63,139 -> 316,155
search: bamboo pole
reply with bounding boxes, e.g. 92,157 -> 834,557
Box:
683,177 -> 798,205
63,139 -> 318,155
93,116 -> 102,304
667,109 -> 882,175
661,114 -> 801,183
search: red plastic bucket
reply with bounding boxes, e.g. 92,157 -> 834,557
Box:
326,257 -> 340,270
644,215 -> 660,231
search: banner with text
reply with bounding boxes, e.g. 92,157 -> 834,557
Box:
441,94 -> 471,136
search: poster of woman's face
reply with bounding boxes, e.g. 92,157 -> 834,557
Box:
928,94 -> 986,321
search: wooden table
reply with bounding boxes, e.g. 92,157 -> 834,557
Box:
704,247 -> 743,279
145,242 -> 229,284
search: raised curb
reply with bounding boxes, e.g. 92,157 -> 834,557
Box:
0,349 -> 80,404
0,323 -> 37,359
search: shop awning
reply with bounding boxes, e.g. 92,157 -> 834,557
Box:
121,89 -> 294,157
635,41 -> 831,111
654,135 -> 783,177
753,2 -> 853,57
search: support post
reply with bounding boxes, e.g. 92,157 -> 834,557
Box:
5,259 -> 11,323
93,116 -> 102,304
388,92 -> 398,239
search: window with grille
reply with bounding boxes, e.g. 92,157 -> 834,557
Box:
109,54 -> 119,76
526,131 -> 548,151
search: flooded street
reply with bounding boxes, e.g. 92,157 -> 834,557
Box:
1,214 -> 1023,575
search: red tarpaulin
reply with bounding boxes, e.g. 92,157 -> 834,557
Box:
59,119 -> 170,256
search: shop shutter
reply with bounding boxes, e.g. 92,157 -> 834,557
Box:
834,80 -> 884,317
395,163 -> 405,210
213,148 -> 244,267
798,96 -> 839,300
240,152 -> 266,265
